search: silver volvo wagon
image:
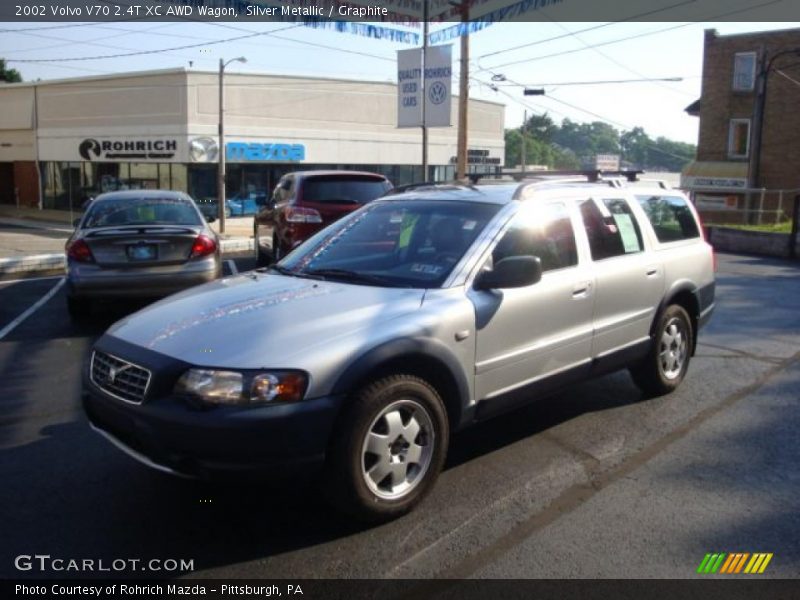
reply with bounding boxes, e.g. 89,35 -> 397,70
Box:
83,176 -> 715,521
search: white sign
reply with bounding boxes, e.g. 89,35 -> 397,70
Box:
397,48 -> 422,128
683,176 -> 747,189
424,45 -> 452,127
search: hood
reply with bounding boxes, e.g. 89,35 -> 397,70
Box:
106,272 -> 424,368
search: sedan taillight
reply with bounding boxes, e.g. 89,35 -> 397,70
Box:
285,207 -> 322,223
66,239 -> 94,263
191,235 -> 217,258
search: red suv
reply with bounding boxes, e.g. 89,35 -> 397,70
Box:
254,171 -> 393,265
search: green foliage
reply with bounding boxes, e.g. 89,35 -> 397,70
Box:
505,114 -> 695,172
0,59 -> 22,83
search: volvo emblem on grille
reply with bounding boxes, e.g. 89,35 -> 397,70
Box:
107,364 -> 131,384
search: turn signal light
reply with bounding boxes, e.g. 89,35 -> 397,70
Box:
190,235 -> 217,258
66,239 -> 94,263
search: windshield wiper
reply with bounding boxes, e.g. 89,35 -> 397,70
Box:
302,268 -> 398,287
266,264 -> 324,280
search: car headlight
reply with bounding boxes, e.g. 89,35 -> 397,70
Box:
174,369 -> 307,406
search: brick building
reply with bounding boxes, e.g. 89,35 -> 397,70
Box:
683,27 -> 800,223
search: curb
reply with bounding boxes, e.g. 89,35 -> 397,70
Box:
0,238 -> 254,276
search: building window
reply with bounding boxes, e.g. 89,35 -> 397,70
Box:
728,119 -> 751,158
733,52 -> 757,91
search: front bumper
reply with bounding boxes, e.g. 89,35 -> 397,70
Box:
82,336 -> 343,480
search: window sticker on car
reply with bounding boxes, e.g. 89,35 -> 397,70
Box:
463,220 -> 477,230
613,213 -> 641,253
398,213 -> 419,249
410,263 -> 444,275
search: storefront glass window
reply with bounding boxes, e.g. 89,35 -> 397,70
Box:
129,163 -> 159,190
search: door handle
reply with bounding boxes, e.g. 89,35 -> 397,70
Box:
645,266 -> 659,277
572,281 -> 592,297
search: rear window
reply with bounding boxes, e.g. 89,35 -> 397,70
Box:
635,195 -> 700,243
300,176 -> 389,204
84,197 -> 202,228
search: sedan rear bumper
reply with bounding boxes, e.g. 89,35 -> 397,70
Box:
66,257 -> 220,298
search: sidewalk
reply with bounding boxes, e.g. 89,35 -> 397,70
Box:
0,205 -> 254,276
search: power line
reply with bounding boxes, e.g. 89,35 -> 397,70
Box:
480,0 -> 787,73
474,0 -> 698,62
5,24 -> 304,62
496,76 -> 690,87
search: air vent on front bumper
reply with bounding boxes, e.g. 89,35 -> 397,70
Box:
90,350 -> 151,404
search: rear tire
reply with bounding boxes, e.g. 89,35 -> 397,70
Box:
630,304 -> 693,397
67,296 -> 92,320
324,375 -> 449,523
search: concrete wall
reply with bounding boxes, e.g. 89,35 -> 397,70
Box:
708,226 -> 800,259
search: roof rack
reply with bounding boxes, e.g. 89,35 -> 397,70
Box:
510,169 -> 644,183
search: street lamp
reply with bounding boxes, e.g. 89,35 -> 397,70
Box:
218,56 -> 247,234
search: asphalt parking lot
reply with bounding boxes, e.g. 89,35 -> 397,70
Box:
1,252 -> 798,580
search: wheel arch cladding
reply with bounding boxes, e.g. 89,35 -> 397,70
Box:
655,282 -> 700,354
331,338 -> 470,430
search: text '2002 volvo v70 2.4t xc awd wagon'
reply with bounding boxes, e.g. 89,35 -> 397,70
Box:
83,174 -> 715,522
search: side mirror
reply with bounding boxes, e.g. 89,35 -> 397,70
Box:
475,256 -> 542,290
205,215 -> 216,223
72,218 -> 81,227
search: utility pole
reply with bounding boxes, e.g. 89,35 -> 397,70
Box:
520,110 -> 527,175
455,1 -> 469,182
421,0 -> 429,182
218,56 -> 247,234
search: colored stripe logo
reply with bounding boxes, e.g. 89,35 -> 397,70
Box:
697,553 -> 773,574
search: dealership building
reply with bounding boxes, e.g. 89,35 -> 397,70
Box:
0,68 -> 506,211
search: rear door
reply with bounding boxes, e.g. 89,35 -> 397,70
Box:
577,194 -> 664,359
470,200 -> 595,402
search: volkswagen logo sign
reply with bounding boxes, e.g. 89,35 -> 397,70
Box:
189,137 -> 219,162
428,82 -> 448,105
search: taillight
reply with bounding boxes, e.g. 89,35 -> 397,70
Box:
285,206 -> 322,224
190,235 -> 217,258
66,239 -> 94,263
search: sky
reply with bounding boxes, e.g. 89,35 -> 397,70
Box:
1,17 -> 798,145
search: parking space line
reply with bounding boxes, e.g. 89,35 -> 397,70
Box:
0,275 -> 64,286
0,277 -> 65,341
227,259 -> 238,275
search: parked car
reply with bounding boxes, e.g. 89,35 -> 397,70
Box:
65,190 -> 222,319
83,176 -> 714,521
254,170 -> 393,266
227,191 -> 266,217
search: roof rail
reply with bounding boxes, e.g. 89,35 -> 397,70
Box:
510,169 -> 644,183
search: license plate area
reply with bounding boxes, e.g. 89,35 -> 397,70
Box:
127,244 -> 157,261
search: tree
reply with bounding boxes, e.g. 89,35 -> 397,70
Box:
0,59 -> 22,83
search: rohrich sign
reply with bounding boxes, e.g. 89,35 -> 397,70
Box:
78,138 -> 178,161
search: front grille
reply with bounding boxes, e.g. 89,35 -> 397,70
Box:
91,351 -> 151,404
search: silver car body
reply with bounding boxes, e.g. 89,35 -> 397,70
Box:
102,181 -> 714,428
66,190 -> 222,299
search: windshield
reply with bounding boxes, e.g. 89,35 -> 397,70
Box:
300,176 -> 390,204
277,199 -> 501,288
83,197 -> 203,228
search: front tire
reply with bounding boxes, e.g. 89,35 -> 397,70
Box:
324,375 -> 449,522
630,304 -> 693,396
254,226 -> 270,267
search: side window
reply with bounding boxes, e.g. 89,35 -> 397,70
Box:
492,203 -> 578,272
636,195 -> 700,243
579,198 -> 644,261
